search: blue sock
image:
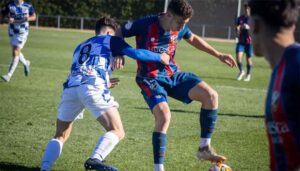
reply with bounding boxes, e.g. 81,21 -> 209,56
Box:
200,108 -> 217,138
246,64 -> 252,75
152,132 -> 167,164
237,62 -> 243,72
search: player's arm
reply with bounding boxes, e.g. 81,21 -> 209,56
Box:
185,33 -> 236,67
110,36 -> 170,65
25,5 -> 36,22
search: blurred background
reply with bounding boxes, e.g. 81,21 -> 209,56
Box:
1,0 -> 300,41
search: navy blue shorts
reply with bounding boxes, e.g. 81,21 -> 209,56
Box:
236,42 -> 253,58
136,72 -> 202,109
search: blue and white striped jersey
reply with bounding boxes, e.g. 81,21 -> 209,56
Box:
63,35 -> 162,89
7,1 -> 35,34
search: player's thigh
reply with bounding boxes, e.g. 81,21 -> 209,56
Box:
78,84 -> 119,120
169,72 -> 202,104
136,77 -> 168,110
57,87 -> 85,122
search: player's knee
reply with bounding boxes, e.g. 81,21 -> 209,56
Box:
203,89 -> 218,107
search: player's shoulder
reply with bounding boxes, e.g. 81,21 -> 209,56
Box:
136,14 -> 158,24
22,2 -> 33,8
283,43 -> 300,69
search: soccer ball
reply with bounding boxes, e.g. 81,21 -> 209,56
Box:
208,163 -> 232,171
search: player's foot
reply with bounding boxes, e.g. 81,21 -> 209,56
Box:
244,74 -> 251,82
84,158 -> 118,171
236,71 -> 245,81
1,75 -> 11,82
24,60 -> 30,76
196,145 -> 227,163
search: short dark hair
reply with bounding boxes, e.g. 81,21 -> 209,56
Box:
167,0 -> 193,19
95,16 -> 119,35
249,0 -> 299,30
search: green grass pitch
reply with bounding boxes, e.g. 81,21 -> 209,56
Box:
0,25 -> 271,171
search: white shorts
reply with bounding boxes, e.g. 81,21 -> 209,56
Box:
57,84 -> 119,122
9,32 -> 28,49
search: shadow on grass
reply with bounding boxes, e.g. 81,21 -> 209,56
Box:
0,162 -> 40,171
134,107 -> 264,119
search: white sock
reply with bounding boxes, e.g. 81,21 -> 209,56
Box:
19,53 -> 27,65
7,57 -> 19,77
199,138 -> 211,148
41,139 -> 63,171
90,132 -> 119,161
154,164 -> 165,171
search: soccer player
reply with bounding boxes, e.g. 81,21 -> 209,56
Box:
40,17 -> 170,171
1,0 -> 35,82
235,3 -> 253,82
249,0 -> 300,170
117,0 -> 236,170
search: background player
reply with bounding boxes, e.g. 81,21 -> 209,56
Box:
235,3 -> 253,82
40,17 -> 170,171
117,0 -> 236,170
1,0 -> 35,82
249,0 -> 300,170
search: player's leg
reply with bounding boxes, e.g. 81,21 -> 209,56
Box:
41,87 -> 83,171
85,107 -> 124,171
40,120 -> 73,171
16,34 -> 30,76
152,101 -> 170,171
236,43 -> 245,80
136,77 -> 170,171
81,85 -> 123,171
1,46 -> 20,82
188,81 -> 226,162
244,44 -> 253,82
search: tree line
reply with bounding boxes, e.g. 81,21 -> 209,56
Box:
1,0 -> 165,20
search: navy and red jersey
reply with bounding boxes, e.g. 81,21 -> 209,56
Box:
265,43 -> 300,171
236,15 -> 251,44
121,14 -> 192,78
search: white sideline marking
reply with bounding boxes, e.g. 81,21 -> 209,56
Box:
0,64 -> 266,92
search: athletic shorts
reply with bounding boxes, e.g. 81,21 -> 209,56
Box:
9,30 -> 28,49
236,42 -> 253,58
136,72 -> 202,110
57,84 -> 119,122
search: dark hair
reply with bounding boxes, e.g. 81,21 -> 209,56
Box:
167,0 -> 193,19
95,16 -> 119,35
249,0 -> 299,30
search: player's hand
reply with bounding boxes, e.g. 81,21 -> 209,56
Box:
8,17 -> 14,23
160,53 -> 170,65
108,77 -> 120,89
243,23 -> 250,30
112,56 -> 125,70
217,53 -> 237,68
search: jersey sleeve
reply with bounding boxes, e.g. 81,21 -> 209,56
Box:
121,16 -> 153,38
29,4 -> 35,15
179,24 -> 192,40
110,36 -> 161,62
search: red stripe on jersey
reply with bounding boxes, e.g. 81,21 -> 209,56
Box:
271,58 -> 300,170
146,23 -> 159,77
165,31 -> 178,77
140,82 -> 152,97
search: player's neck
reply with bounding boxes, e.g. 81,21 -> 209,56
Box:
159,14 -> 170,32
265,28 -> 295,69
15,0 -> 24,5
